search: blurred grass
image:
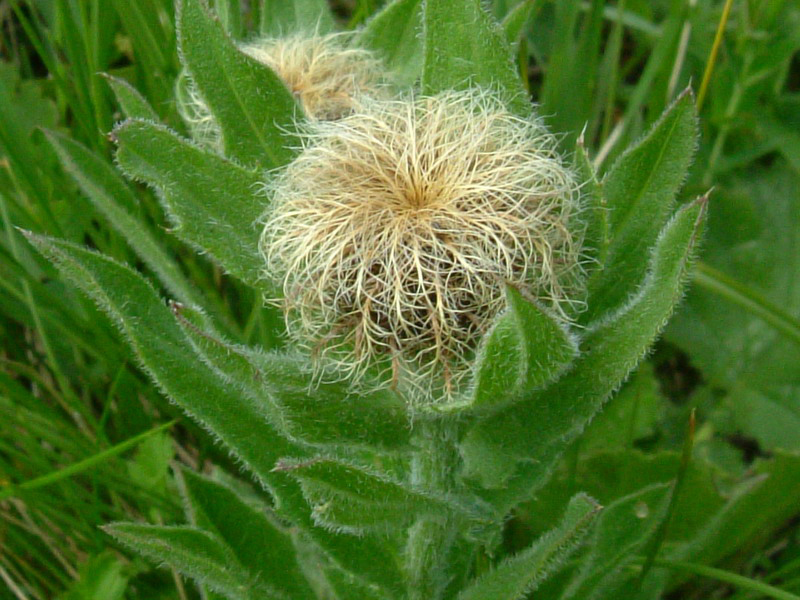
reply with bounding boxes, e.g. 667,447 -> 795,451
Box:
0,0 -> 798,597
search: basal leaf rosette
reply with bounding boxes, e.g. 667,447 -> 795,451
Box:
261,89 -> 585,404
177,31 -> 385,148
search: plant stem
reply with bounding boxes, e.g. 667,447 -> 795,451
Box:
406,416 -> 460,600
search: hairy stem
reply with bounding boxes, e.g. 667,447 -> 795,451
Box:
406,417 -> 460,600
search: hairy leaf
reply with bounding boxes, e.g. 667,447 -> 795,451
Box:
177,0 -> 300,169
106,523 -> 280,600
278,457 -> 487,534
179,468 -> 314,599
584,89 -> 698,323
422,0 -> 528,115
575,133 -> 608,274
45,130 -> 206,310
113,119 -> 264,286
102,74 -> 160,121
470,286 -> 578,411
458,494 -> 600,600
325,566 -> 391,600
25,235 -> 306,489
27,236 -> 406,595
461,196 -> 707,505
173,304 -> 412,452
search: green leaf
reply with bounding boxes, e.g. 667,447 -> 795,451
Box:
584,89 -> 698,323
667,163 -> 800,452
24,235 -> 306,491
278,457 -> 485,534
179,468 -> 315,599
105,523 -> 264,600
173,304 -> 412,452
113,119 -> 264,287
269,484 -> 407,596
575,132 -> 608,273
457,493 -> 600,600
102,74 -> 159,121
651,559 -> 800,600
174,67 -> 224,151
470,286 -> 578,410
421,0 -> 529,115
562,483 -> 671,600
261,362 -> 412,452
358,0 -> 424,87
260,0 -> 336,36
109,0 -> 176,106
177,0 -> 300,169
26,236 -> 406,596
0,420 -> 179,502
44,129 -> 208,309
610,2 -> 689,156
461,196 -> 707,503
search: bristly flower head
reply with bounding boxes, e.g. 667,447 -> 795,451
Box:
177,32 -> 384,149
261,89 -> 584,403
240,32 -> 384,121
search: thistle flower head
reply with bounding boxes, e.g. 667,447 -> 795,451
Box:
177,32 -> 384,149
261,90 -> 583,403
241,32 -> 384,120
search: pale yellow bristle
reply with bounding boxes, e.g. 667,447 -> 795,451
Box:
241,32 -> 384,120
261,90 -> 584,403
